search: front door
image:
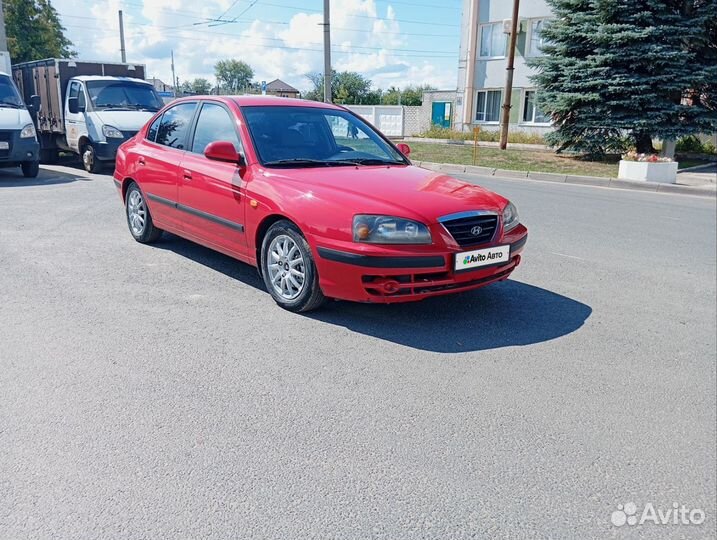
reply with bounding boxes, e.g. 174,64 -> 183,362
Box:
137,101 -> 197,230
65,80 -> 87,152
178,101 -> 247,257
431,101 -> 452,129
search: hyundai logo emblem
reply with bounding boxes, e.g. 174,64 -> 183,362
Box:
470,225 -> 483,236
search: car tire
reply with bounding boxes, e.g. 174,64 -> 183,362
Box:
261,220 -> 326,312
21,160 -> 40,178
125,182 -> 162,244
81,144 -> 104,174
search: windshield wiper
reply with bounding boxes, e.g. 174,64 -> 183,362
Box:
0,102 -> 23,109
263,158 -> 354,167
329,158 -> 405,166
95,104 -> 133,110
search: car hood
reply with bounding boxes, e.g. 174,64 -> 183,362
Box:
261,164 -> 506,223
91,110 -> 154,131
0,107 -> 32,129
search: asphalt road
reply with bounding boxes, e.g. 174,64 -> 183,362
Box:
1,163 -> 715,539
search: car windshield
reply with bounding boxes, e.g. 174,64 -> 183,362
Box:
0,76 -> 25,108
241,105 -> 407,167
86,81 -> 163,112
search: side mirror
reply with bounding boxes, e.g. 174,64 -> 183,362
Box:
396,142 -> 411,157
67,97 -> 84,114
204,140 -> 244,165
29,94 -> 41,112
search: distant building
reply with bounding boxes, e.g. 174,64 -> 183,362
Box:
455,0 -> 553,133
265,79 -> 300,99
147,77 -> 174,93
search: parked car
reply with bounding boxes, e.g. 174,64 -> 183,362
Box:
113,96 -> 528,312
13,59 -> 163,173
0,72 -> 39,177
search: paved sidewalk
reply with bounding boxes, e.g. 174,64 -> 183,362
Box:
676,163 -> 717,187
415,160 -> 717,198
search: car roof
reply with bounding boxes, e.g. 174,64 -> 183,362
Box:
171,95 -> 344,110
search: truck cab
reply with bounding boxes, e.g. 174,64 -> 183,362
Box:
0,72 -> 40,178
64,76 -> 163,173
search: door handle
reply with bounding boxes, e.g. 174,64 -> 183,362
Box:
137,156 -> 145,165
183,170 -> 192,181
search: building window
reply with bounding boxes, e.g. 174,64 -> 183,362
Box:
475,90 -> 502,123
479,23 -> 507,58
522,90 -> 550,124
528,19 -> 549,56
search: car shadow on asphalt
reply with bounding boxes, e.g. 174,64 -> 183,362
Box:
153,234 -> 591,353
0,165 -> 91,187
309,281 -> 592,353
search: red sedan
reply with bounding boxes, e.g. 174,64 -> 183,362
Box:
113,96 -> 528,312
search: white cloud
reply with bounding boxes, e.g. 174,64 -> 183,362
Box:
53,0 -> 456,91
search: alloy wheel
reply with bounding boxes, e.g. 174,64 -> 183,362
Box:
267,234 -> 306,300
127,190 -> 146,236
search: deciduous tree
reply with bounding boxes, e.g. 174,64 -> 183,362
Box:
5,0 -> 75,63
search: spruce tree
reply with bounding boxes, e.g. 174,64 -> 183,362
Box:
529,0 -> 717,155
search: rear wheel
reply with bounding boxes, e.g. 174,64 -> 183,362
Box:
81,144 -> 104,174
125,182 -> 162,243
261,220 -> 325,312
21,160 -> 40,178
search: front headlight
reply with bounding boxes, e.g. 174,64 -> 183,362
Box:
20,123 -> 36,139
503,201 -> 520,232
102,125 -> 124,138
353,215 -> 432,244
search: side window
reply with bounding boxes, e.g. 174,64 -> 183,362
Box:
191,103 -> 241,154
155,102 -> 196,149
77,85 -> 86,109
147,114 -> 162,142
68,81 -> 79,101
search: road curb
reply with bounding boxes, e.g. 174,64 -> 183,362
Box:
417,161 -> 716,198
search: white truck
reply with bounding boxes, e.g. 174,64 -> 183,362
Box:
12,59 -> 164,173
0,71 -> 40,178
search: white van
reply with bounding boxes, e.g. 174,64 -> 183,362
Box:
0,72 -> 40,178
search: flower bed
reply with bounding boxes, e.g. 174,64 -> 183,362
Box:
618,152 -> 678,183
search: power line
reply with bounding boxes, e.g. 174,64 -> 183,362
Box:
59,23 -> 457,58
58,16 -> 458,55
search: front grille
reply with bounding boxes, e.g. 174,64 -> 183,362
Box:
440,213 -> 498,248
121,130 -> 138,139
0,130 -> 13,158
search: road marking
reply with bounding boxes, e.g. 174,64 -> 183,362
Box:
551,252 -> 587,261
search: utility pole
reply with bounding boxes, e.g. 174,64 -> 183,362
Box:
0,1 -> 10,73
171,50 -> 177,97
322,0 -> 332,103
118,10 -> 127,63
499,0 -> 520,150
0,1 -> 8,52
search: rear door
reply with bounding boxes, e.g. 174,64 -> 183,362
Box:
178,101 -> 247,256
135,101 -> 197,230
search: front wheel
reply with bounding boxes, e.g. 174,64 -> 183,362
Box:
81,144 -> 104,174
261,220 -> 326,312
21,160 -> 40,178
125,182 -> 162,244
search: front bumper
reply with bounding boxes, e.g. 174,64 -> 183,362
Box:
313,224 -> 528,303
93,131 -> 137,161
0,129 -> 40,166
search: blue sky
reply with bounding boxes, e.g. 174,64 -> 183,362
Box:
51,0 -> 463,92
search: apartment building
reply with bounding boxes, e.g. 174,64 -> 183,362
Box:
454,0 -> 553,133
